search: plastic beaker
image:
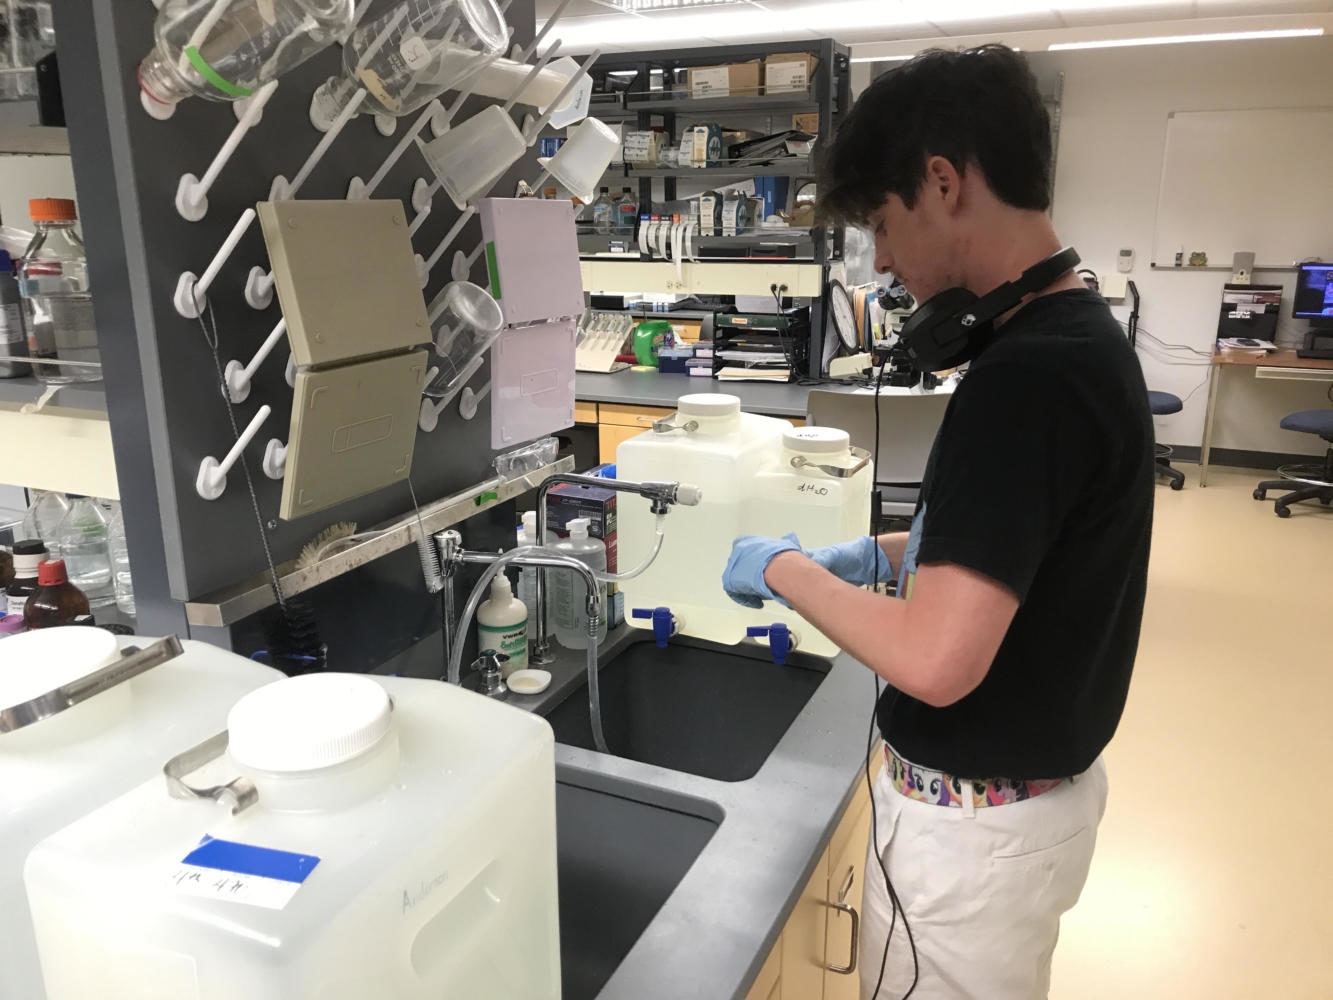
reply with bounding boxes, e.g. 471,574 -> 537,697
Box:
543,117 -> 620,204
421,105 -> 526,211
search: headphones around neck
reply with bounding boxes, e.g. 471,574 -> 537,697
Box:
897,246 -> 1082,371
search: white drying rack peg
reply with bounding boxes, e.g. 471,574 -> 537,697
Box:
348,99 -> 445,200
417,205 -> 477,286
459,380 -> 490,420
409,176 -> 443,235
174,208 -> 258,319
224,318 -> 287,403
262,439 -> 288,480
196,404 -> 272,501
516,0 -> 573,64
270,86 -> 368,201
502,42 -> 562,115
428,46 -> 508,139
175,81 -> 278,222
245,265 -> 276,311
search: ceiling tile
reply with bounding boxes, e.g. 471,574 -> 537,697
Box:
931,11 -> 1065,35
1055,2 -> 1195,27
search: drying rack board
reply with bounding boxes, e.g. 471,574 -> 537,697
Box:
56,1 -> 540,636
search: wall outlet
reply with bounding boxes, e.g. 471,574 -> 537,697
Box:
1117,248 -> 1134,273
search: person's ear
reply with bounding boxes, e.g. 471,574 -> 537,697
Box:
923,155 -> 963,213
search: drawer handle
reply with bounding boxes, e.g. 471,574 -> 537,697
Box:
824,867 -> 859,975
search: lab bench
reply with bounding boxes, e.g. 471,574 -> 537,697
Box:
381,625 -> 880,1000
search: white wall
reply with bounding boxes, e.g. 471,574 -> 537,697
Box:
1032,36 -> 1333,457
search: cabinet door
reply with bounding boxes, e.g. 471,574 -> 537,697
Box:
780,847 -> 829,1000
598,423 -> 642,464
822,796 -> 873,1000
744,940 -> 782,1000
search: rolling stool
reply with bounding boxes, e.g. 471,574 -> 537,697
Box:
1147,391 -> 1186,490
1253,410 -> 1333,518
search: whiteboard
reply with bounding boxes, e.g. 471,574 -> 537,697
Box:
1152,108 -> 1333,267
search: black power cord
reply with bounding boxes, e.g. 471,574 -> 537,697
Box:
867,352 -> 919,1000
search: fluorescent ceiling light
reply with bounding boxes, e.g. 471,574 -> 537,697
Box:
1049,27 -> 1323,51
850,55 -> 914,63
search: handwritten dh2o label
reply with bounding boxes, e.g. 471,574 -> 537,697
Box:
168,836 -> 321,911
794,481 -> 832,499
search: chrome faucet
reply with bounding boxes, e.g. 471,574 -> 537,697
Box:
530,472 -> 701,664
435,529 -> 603,686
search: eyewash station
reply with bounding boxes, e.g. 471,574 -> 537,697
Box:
2,4 -> 900,999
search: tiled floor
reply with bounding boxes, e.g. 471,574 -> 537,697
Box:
1051,465 -> 1333,999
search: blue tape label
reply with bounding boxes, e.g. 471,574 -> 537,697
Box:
168,836 -> 321,910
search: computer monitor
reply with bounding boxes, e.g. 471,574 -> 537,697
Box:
1292,262 -> 1333,327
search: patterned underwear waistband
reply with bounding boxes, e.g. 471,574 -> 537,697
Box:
884,745 -> 1064,808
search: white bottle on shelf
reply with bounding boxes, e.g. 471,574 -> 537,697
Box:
551,517 -> 607,650
477,573 -> 528,675
517,511 -> 539,638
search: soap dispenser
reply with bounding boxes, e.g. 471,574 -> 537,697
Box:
478,574 -> 529,674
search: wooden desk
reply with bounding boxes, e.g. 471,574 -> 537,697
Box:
1200,348 -> 1333,486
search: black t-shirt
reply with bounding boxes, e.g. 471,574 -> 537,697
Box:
877,288 -> 1154,779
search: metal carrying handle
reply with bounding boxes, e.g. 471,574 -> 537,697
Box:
790,445 -> 871,479
164,730 -> 258,816
0,635 -> 185,734
650,415 -> 699,434
823,865 -> 860,975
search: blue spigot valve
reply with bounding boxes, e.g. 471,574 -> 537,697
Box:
746,623 -> 796,665
632,606 -> 678,648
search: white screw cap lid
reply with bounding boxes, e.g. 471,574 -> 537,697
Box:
784,426 -> 851,456
227,673 -> 392,773
568,516 -> 590,539
677,393 -> 740,418
0,628 -> 119,710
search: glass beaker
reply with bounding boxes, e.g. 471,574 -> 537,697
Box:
310,0 -> 508,127
424,280 -> 503,405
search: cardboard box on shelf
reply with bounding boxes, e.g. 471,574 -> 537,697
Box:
765,52 -> 819,94
622,130 -> 664,166
667,318 -> 703,342
688,61 -> 762,99
545,482 -> 623,628
690,124 -> 724,167
792,113 -> 820,134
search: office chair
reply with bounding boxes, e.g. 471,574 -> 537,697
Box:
1252,410 -> 1333,518
1126,282 -> 1185,490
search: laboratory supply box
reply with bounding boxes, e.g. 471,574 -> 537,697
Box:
25,672 -> 560,1000
1,629 -> 279,1000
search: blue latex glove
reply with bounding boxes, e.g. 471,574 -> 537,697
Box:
808,536 -> 893,588
722,533 -> 804,609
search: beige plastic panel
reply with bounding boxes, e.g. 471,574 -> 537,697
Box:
279,350 -> 428,521
258,199 -> 430,368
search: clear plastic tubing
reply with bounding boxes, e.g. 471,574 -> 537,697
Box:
593,512 -> 665,583
448,545 -> 608,754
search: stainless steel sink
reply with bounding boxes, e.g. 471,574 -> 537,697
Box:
545,635 -> 832,782
556,769 -> 721,1000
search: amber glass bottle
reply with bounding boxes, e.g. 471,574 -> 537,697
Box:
23,559 -> 93,629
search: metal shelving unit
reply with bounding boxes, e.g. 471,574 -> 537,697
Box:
581,39 -> 850,369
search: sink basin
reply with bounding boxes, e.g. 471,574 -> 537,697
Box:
546,635 -> 831,782
556,769 -> 720,1000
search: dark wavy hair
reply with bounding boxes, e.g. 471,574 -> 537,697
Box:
817,44 -> 1052,226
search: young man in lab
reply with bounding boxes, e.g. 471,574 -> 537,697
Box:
722,45 -> 1154,1000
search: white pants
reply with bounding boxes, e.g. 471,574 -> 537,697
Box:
859,756 -> 1108,1000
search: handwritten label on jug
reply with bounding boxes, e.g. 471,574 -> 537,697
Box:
403,870 -> 450,914
168,836 -> 320,910
795,482 -> 831,498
